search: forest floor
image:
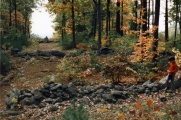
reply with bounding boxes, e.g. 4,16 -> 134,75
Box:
0,42 -> 181,120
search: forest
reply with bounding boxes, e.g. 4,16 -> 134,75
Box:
0,0 -> 181,119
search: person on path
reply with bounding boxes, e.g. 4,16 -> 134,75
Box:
166,56 -> 178,91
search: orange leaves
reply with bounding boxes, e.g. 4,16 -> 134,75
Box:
135,102 -> 142,110
118,113 -> 125,120
147,98 -> 153,109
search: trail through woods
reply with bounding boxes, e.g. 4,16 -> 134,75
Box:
0,42 -> 61,110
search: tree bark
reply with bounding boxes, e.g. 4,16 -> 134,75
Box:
116,0 -> 121,34
165,0 -> 169,42
72,0 -> 76,48
9,0 -> 12,27
120,1 -> 123,36
13,0 -> 17,32
97,0 -> 102,49
142,0 -> 147,34
152,0 -> 160,65
106,0 -> 110,38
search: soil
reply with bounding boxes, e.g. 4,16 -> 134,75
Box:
0,43 -> 62,110
1,42 -> 181,120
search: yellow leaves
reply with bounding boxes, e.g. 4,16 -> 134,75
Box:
147,98 -> 153,109
98,109 -> 107,113
118,113 -> 125,120
11,98 -> 18,103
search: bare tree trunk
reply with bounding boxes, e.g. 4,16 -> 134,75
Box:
106,0 -> 110,38
116,0 -> 121,34
98,0 -> 102,49
152,0 -> 160,66
62,14 -> 65,40
174,0 -> 179,46
142,0 -> 147,34
72,0 -> 76,48
120,1 -> 123,36
165,0 -> 169,42
179,4 -> 181,41
9,0 -> 12,27
148,0 -> 150,31
134,0 -> 138,31
13,0 -> 17,32
152,0 -> 155,25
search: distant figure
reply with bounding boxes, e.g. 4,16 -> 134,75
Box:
166,56 -> 178,91
44,36 -> 49,43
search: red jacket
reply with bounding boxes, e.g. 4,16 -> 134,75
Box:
168,61 -> 178,75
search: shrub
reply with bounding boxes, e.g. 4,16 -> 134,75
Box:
61,35 -> 75,50
0,51 -> 12,74
62,101 -> 90,120
1,27 -> 31,51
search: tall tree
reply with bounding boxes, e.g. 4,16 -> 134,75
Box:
148,0 -> 150,30
106,0 -> 110,38
116,0 -> 121,34
13,0 -> 17,32
141,0 -> 147,34
72,0 -> 76,48
97,0 -> 102,49
152,0 -> 160,65
120,0 -> 123,36
165,0 -> 169,42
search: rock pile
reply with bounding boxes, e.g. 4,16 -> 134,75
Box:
5,74 -> 181,110
11,49 -> 66,58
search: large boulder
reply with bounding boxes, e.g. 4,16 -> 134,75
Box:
158,73 -> 181,89
51,50 -> 66,58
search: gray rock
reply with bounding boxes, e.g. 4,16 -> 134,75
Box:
111,91 -> 123,97
50,83 -> 62,91
158,73 -> 181,89
137,87 -> 145,93
98,85 -> 108,90
11,48 -> 19,55
115,85 -> 123,91
142,80 -> 152,86
107,83 -> 114,89
44,98 -> 54,104
102,94 -> 116,103
125,85 -> 134,91
0,110 -> 24,116
51,50 -> 66,57
21,97 -> 34,105
5,88 -> 20,110
17,52 -> 27,57
159,95 -> 167,102
49,105 -> 59,111
151,87 -> 159,92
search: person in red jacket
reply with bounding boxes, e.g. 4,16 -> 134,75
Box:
166,56 -> 178,91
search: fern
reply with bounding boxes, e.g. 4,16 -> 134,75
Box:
62,101 -> 90,120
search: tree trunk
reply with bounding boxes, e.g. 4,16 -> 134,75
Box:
106,0 -> 110,38
152,0 -> 155,25
120,1 -> 123,36
165,0 -> 169,42
116,0 -> 121,34
174,0 -> 179,46
9,0 -> 12,27
72,0 -> 76,48
13,0 -> 17,32
134,0 -> 138,31
152,0 -> 160,65
62,14 -> 66,40
148,0 -> 150,31
97,0 -> 102,49
142,0 -> 147,34
179,4 -> 181,41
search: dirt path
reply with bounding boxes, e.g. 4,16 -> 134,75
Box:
0,42 -> 62,110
